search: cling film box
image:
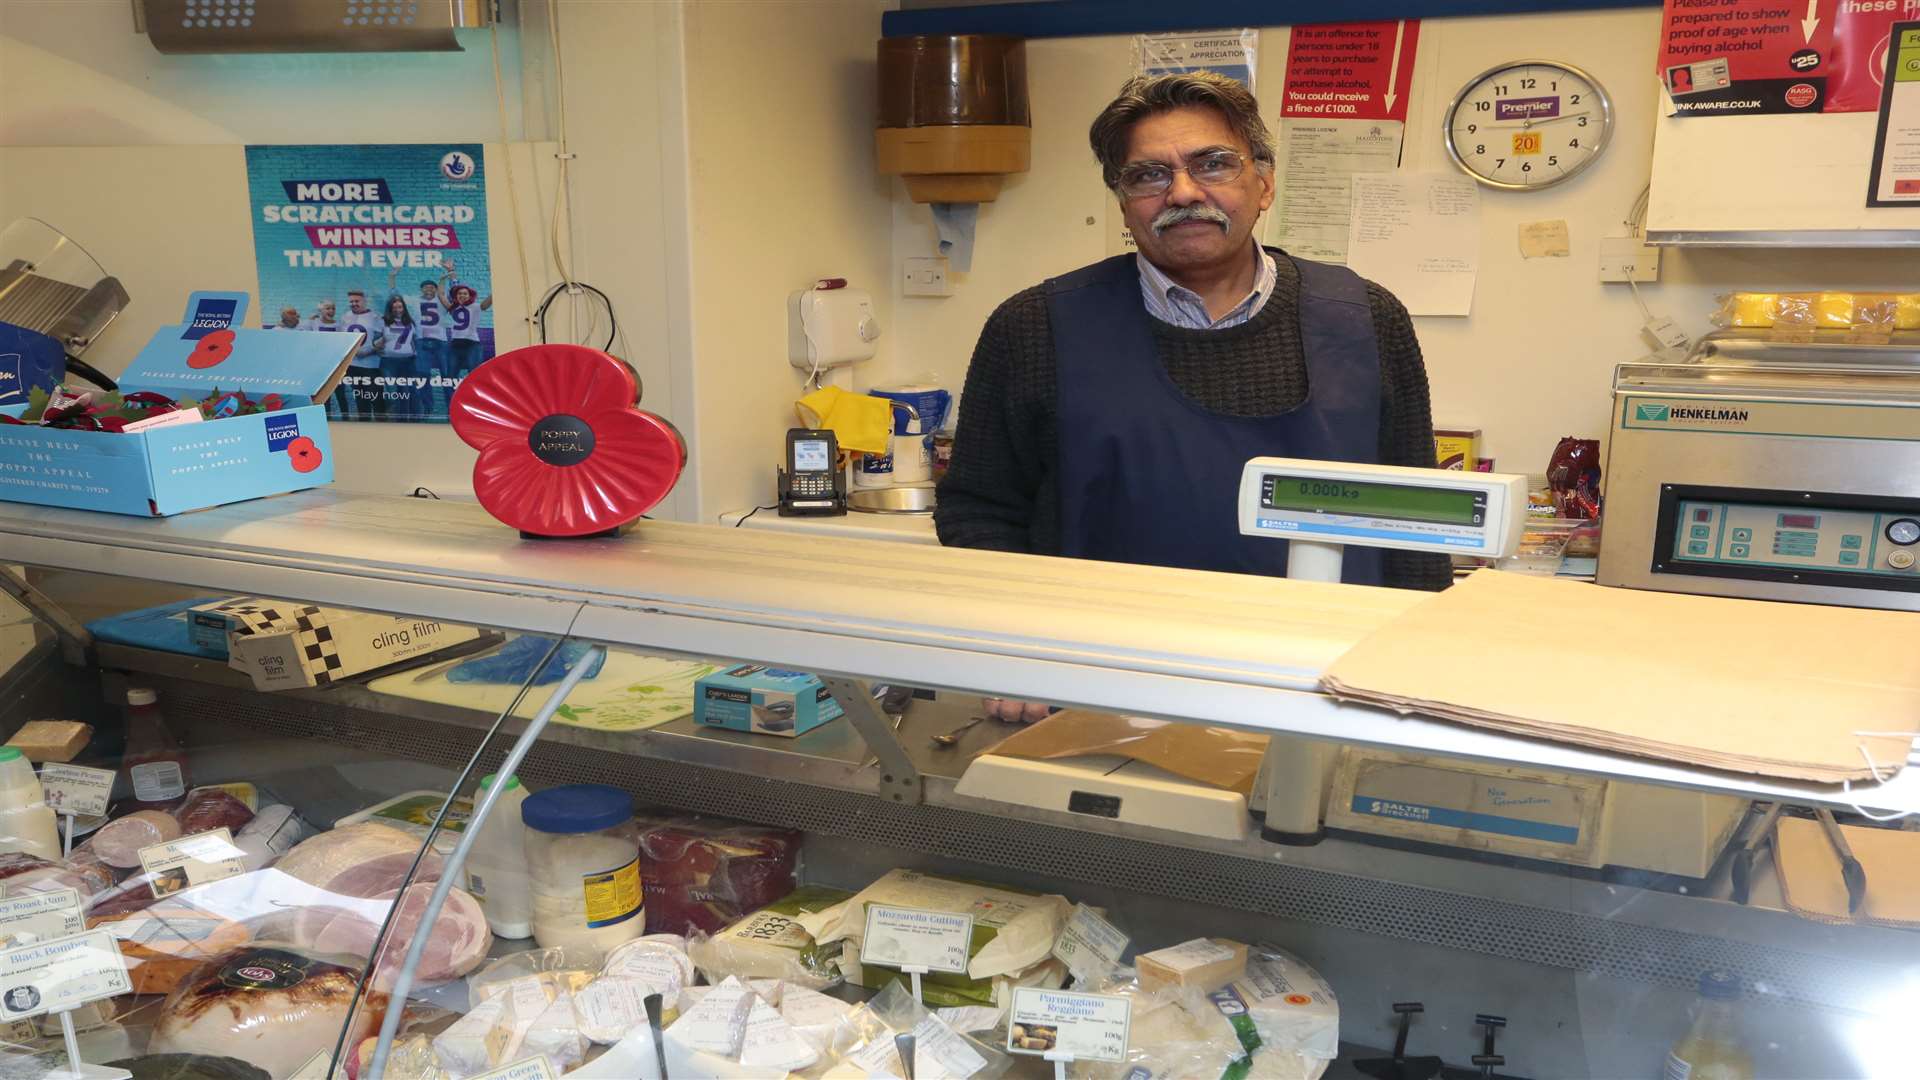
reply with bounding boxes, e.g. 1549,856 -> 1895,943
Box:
187,596 -> 481,691
0,291 -> 353,517
695,664 -> 844,737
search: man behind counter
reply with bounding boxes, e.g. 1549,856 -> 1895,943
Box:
936,73 -> 1449,719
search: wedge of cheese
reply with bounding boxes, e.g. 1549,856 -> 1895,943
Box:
1137,938 -> 1248,994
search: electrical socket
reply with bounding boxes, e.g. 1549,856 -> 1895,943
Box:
903,256 -> 951,298
1598,237 -> 1660,283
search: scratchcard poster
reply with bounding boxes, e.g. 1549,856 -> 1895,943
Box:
245,144 -> 492,424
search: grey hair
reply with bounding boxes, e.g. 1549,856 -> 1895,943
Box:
1089,72 -> 1276,190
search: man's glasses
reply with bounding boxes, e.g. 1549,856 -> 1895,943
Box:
1116,150 -> 1252,198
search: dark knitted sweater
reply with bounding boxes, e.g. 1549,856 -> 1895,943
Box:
934,252 -> 1453,591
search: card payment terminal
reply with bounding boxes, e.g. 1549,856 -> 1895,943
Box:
779,428 -> 845,516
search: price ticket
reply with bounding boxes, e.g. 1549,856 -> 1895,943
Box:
0,889 -> 84,950
860,904 -> 973,974
1049,903 -> 1129,978
0,929 -> 131,1021
37,764 -> 114,819
138,828 -> 246,899
1006,988 -> 1131,1063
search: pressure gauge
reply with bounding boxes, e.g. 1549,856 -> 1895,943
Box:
1888,518 -> 1920,546
1444,60 -> 1613,191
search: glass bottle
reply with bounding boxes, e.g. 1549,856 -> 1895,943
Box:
118,687 -> 189,811
1665,971 -> 1754,1080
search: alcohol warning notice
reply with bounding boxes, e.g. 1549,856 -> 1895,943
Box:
1281,20 -> 1420,122
1659,0 -> 1834,114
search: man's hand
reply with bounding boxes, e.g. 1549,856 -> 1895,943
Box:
981,697 -> 1051,723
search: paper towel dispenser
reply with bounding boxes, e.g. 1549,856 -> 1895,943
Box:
876,34 -> 1031,203
133,0 -> 490,54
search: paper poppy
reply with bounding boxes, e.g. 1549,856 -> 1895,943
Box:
450,344 -> 685,538
187,329 -> 236,370
287,436 -> 324,474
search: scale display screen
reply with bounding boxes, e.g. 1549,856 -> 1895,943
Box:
1262,475 -> 1482,525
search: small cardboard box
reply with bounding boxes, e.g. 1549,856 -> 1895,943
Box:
190,597 -> 482,690
695,665 -> 844,737
1433,427 -> 1482,471
0,291 -> 353,516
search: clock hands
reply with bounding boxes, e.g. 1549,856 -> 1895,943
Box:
1476,111 -> 1593,130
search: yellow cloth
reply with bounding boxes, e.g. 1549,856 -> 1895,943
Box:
795,385 -> 892,455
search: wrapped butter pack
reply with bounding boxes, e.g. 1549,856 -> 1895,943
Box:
688,883 -> 850,989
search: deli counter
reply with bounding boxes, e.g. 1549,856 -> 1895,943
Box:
0,492 -> 1911,1080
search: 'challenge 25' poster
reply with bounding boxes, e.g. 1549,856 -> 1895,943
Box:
244,144 -> 493,424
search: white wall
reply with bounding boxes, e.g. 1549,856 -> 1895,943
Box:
0,0 -> 696,518
882,9 -> 1919,475
679,0 -> 896,522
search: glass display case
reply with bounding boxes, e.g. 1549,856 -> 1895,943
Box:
0,491 -> 1911,1080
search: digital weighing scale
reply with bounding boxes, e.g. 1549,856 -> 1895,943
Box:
957,458 -> 1747,876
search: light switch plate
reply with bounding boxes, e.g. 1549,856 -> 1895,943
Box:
1598,237 -> 1660,283
904,256 -> 951,298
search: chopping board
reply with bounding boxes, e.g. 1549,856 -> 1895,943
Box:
367,645 -> 723,732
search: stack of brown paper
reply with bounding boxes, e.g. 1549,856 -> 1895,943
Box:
1321,571 -> 1920,783
984,710 -> 1270,794
1775,816 -> 1920,928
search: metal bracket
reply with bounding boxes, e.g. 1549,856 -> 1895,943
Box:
0,566 -> 93,668
822,675 -> 923,805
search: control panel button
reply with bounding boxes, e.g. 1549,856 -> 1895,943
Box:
1889,549 -> 1917,570
1838,551 -> 1861,567
1841,534 -> 1863,550
1729,544 -> 1750,558
1732,528 -> 1753,543
1689,525 -> 1710,540
1887,518 -> 1920,546
1687,540 -> 1709,556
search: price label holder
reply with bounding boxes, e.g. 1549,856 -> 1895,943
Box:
37,765 -> 113,858
1049,903 -> 1129,981
0,928 -> 133,1080
136,828 -> 246,899
860,903 -> 974,1003
1007,987 -> 1131,1080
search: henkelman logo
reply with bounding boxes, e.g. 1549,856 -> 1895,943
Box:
1635,402 -> 1749,425
1635,404 -> 1669,422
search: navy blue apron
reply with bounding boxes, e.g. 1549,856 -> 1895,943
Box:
1049,250 -> 1386,584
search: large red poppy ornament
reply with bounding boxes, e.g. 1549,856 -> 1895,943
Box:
450,344 -> 686,538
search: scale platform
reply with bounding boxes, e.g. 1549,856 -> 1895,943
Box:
954,753 -> 1254,841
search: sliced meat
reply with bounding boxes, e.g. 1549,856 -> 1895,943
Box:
0,851 -> 111,902
301,883 -> 492,989
275,822 -> 442,896
88,810 -> 185,870
174,789 -> 255,836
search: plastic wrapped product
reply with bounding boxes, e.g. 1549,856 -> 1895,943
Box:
666,976 -> 757,1059
87,810 -> 183,870
1136,938 -> 1248,995
517,991 -> 590,1073
1065,966 -> 1246,1080
298,881 -> 491,988
602,933 -> 697,996
780,983 -> 856,1054
275,821 -> 446,897
823,980 -> 1011,1080
0,850 -> 112,901
91,905 -> 253,995
232,804 -> 307,872
1230,945 -> 1339,1062
174,789 -> 255,836
467,947 -> 599,1008
687,884 -> 850,989
634,816 -> 801,936
434,993 -> 513,1076
839,942 -> 1068,1009
798,869 -> 1071,981
346,1033 -> 449,1080
148,944 -> 384,1079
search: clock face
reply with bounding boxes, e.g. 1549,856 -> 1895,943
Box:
1445,61 -> 1612,190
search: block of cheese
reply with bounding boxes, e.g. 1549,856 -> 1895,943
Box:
738,993 -> 819,1073
667,976 -> 756,1058
433,995 -> 513,1076
1232,947 -> 1340,1061
517,991 -> 590,1072
1137,937 -> 1248,994
7,720 -> 92,763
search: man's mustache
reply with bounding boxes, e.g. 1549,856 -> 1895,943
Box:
1151,205 -> 1231,235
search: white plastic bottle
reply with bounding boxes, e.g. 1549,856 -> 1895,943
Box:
0,747 -> 61,858
465,772 -> 533,939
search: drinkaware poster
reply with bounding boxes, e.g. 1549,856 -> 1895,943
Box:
244,144 -> 493,424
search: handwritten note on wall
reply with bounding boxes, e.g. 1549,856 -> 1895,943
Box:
1345,173 -> 1481,316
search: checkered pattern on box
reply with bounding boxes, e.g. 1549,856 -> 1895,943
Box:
215,600 -> 324,637
294,618 -> 343,685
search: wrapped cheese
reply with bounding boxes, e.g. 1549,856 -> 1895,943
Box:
688,884 -> 848,989
1137,938 -> 1248,994
1230,946 -> 1339,1062
667,976 -> 756,1058
433,995 -> 513,1077
799,869 -> 1069,980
